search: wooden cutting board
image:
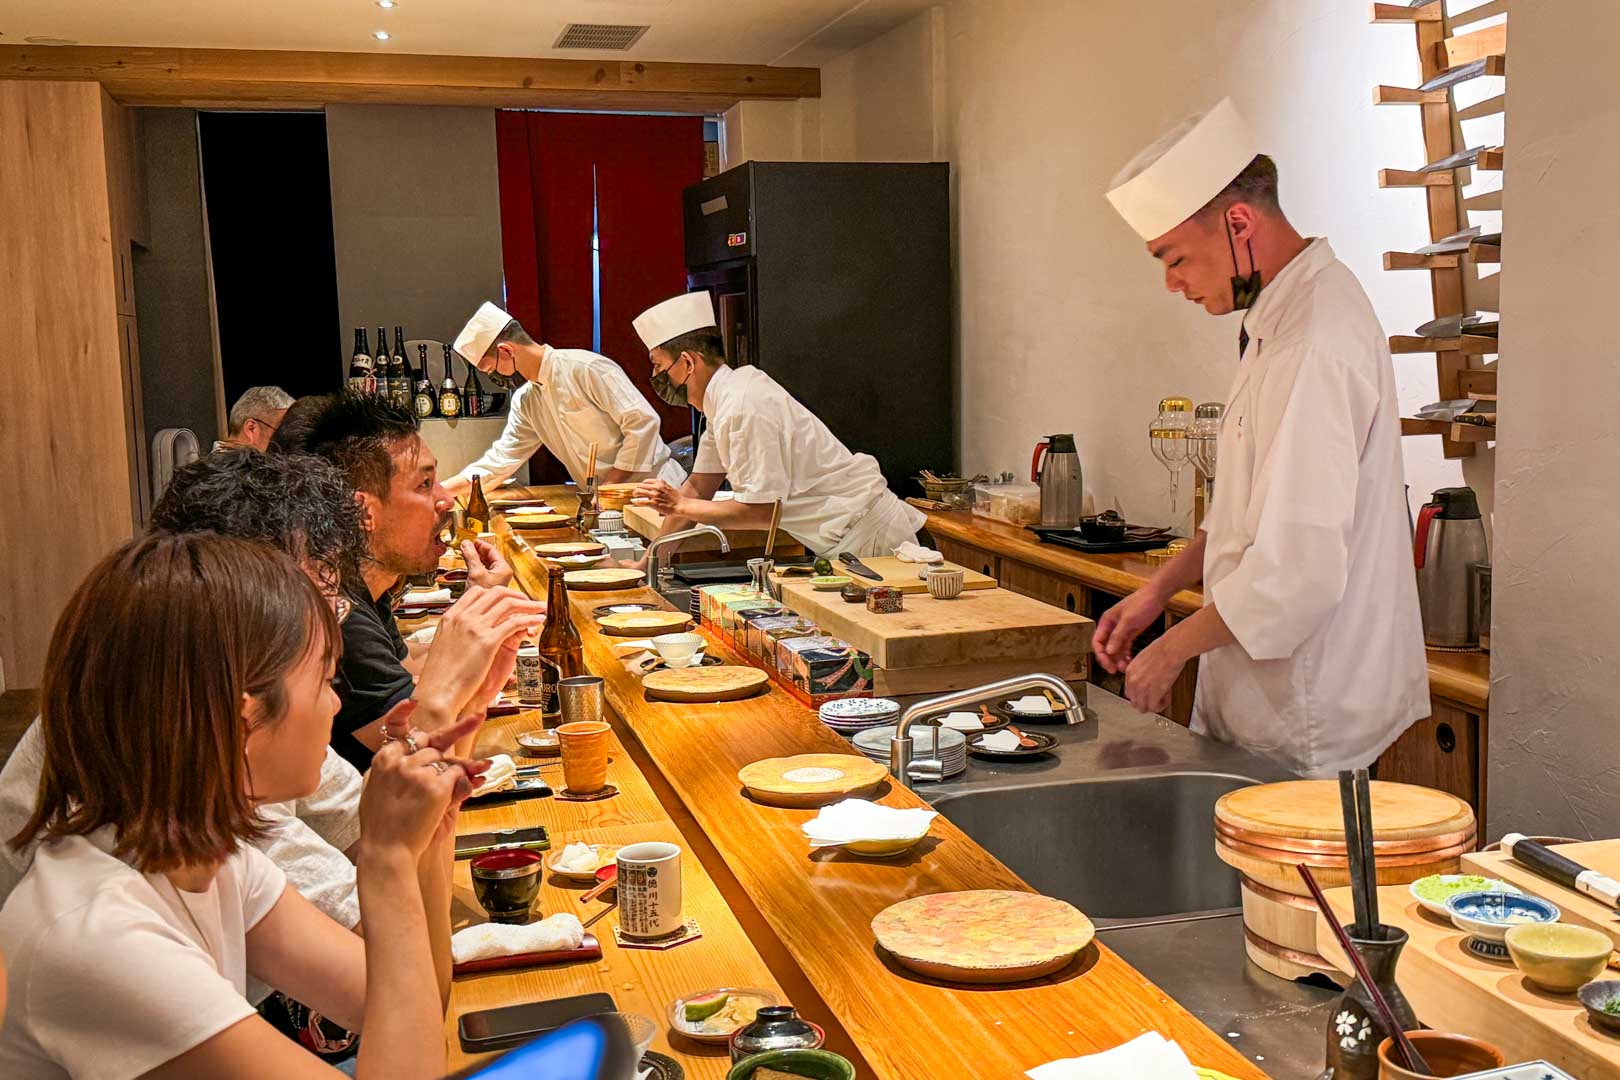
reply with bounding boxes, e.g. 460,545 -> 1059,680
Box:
563,568 -> 647,591
872,890 -> 1095,984
1215,780 -> 1475,845
736,753 -> 888,808
1316,884 -> 1620,1077
1464,840 -> 1620,947
642,665 -> 769,703
597,610 -> 692,637
825,556 -> 997,594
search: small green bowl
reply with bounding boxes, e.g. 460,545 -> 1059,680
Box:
809,575 -> 853,591
727,1048 -> 856,1080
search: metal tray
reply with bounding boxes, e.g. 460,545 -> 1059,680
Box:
672,556 -> 814,586
1027,525 -> 1167,554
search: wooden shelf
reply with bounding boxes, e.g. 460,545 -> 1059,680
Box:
1441,22 -> 1507,68
1374,85 -> 1450,105
1402,418 -> 1496,442
1463,189 -> 1503,212
1456,93 -> 1506,121
1478,147 -> 1505,171
1469,242 -> 1502,264
1380,169 -> 1455,188
1384,251 -> 1461,270
1371,1 -> 1443,23
1390,334 -> 1500,355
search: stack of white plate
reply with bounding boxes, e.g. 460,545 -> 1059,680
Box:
851,725 -> 967,780
818,697 -> 900,734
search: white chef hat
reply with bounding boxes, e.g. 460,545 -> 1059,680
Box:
452,301 -> 513,365
1106,98 -> 1262,242
632,292 -> 716,351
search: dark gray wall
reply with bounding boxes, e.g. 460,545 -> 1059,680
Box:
325,105 -> 506,373
133,108 -> 221,449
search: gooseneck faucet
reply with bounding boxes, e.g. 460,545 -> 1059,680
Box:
645,525 -> 731,589
888,673 -> 1082,790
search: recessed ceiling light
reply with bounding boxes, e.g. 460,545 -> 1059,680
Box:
373,29 -> 391,40
375,0 -> 395,8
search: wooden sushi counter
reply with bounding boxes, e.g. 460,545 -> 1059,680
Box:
922,509 -> 1492,819
451,486 -> 1271,1078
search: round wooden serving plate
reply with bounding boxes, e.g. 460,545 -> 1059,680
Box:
1215,780 -> 1474,844
642,665 -> 770,704
534,540 -> 607,557
737,753 -> 888,808
563,568 -> 647,591
596,610 -> 693,637
871,890 -> 1095,985
502,512 -> 571,530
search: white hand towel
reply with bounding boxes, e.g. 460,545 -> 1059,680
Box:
1025,1032 -> 1197,1080
451,912 -> 586,963
403,587 -> 452,606
938,711 -> 985,732
1009,694 -> 1054,715
472,754 -> 518,796
978,730 -> 1022,752
893,541 -> 944,564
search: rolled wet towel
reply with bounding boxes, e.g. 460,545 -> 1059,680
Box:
402,587 -> 452,606
471,754 -> 518,796
893,541 -> 944,564
451,912 -> 586,964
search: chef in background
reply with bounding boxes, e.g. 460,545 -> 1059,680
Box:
628,292 -> 925,558
441,301 -> 687,499
1091,98 -> 1428,778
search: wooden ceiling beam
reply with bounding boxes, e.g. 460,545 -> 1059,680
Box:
0,45 -> 820,110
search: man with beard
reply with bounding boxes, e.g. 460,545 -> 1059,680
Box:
274,392 -> 545,770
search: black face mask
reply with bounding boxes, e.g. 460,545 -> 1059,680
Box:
485,370 -> 519,390
1226,216 -> 1264,310
651,354 -> 690,408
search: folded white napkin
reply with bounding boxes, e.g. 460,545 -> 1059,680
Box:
1026,1033 -> 1197,1080
451,912 -> 586,963
610,638 -> 659,655
554,841 -> 601,873
405,625 -> 438,646
403,587 -> 452,606
801,799 -> 937,847
979,730 -> 1022,752
893,541 -> 944,564
472,754 -> 518,796
1009,694 -> 1054,715
938,711 -> 985,732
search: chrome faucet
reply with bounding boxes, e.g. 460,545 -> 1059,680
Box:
645,525 -> 730,589
888,673 -> 1082,790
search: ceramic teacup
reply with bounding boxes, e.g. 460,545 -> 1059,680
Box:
652,632 -> 704,668
925,566 -> 965,600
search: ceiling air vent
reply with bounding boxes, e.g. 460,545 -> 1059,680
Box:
553,23 -> 650,51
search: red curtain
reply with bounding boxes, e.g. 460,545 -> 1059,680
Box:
495,111 -> 704,482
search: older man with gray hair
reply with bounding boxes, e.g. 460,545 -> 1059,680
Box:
215,385 -> 294,453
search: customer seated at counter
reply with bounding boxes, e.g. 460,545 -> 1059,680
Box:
0,533 -> 480,1079
215,384 -> 294,453
273,391 -> 544,769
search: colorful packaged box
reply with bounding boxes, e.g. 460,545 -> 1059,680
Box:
776,636 -> 875,707
865,586 -> 904,614
747,615 -> 817,668
697,584 -> 752,628
733,604 -> 790,653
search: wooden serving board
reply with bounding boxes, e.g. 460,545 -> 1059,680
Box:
597,611 -> 693,637
822,556 -> 997,595
1316,884 -> 1620,1077
1464,840 -> 1620,947
642,665 -> 769,703
564,568 -> 648,591
736,753 -> 888,808
872,890 -> 1095,985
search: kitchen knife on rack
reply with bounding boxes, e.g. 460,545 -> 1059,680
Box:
1502,833 -> 1620,909
838,552 -> 884,581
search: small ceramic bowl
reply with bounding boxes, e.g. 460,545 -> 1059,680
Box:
470,849 -> 544,924
1446,890 -> 1561,943
1506,923 -> 1612,992
1577,979 -> 1620,1034
727,1049 -> 854,1080
839,583 -> 868,604
1375,1031 -> 1503,1080
809,575 -> 853,591
667,987 -> 782,1045
925,566 -> 965,600
1408,873 -> 1522,918
652,632 -> 704,667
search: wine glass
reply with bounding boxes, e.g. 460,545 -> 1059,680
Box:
1148,397 -> 1194,526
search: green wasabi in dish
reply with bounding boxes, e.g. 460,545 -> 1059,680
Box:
1604,999 -> 1620,1016
1413,874 -> 1493,902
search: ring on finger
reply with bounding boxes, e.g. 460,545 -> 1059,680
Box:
432,760 -> 447,774
403,734 -> 420,754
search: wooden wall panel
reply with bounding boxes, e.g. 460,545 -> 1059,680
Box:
0,81 -> 137,688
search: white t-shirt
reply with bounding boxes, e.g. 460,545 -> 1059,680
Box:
0,720 -> 361,930
693,364 -> 923,555
0,828 -> 288,1079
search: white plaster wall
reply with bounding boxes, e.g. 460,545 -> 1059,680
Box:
1486,0 -> 1620,839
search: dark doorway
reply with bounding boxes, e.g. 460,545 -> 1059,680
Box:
198,112 -> 342,406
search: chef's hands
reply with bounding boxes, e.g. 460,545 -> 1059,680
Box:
461,539 -> 513,589
1092,587 -> 1168,674
1123,637 -> 1184,716
633,478 -> 682,516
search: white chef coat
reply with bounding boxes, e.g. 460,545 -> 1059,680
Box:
693,364 -> 924,556
1194,238 -> 1429,778
457,344 -> 686,490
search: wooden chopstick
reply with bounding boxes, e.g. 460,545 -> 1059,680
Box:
764,499 -> 782,558
578,870 -> 617,905
1339,771 -> 1372,938
1355,769 -> 1380,932
585,442 -> 598,486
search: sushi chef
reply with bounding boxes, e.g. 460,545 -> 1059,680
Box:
627,291 -> 925,557
1091,98 -> 1428,778
441,301 -> 687,499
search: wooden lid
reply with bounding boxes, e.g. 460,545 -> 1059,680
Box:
737,753 -> 887,807
596,611 -> 692,637
504,512 -> 570,529
534,540 -> 607,556
871,890 -> 1095,981
643,665 -> 769,703
1215,780 -> 1474,845
563,568 -> 646,590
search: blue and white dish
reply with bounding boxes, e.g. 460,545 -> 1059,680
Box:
1446,891 -> 1560,961
819,698 -> 900,721
1447,1063 -> 1575,1080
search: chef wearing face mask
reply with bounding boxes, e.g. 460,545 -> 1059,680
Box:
628,292 -> 926,558
440,301 -> 686,500
1090,99 -> 1428,778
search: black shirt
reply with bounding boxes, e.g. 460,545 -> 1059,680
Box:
332,585 -> 414,771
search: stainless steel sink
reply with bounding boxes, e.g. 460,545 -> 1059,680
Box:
928,772 -> 1256,926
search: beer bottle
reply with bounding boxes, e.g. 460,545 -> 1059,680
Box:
538,562 -> 585,716
465,474 -> 490,535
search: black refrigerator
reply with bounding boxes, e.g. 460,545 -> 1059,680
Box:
682,161 -> 953,495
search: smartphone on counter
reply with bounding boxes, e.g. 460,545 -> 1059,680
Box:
455,825 -> 551,860
457,992 -> 617,1054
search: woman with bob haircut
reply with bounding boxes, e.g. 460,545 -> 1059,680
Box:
0,533 -> 485,1079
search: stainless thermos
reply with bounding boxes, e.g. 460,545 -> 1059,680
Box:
1032,434 -> 1084,528
1413,486 -> 1489,648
